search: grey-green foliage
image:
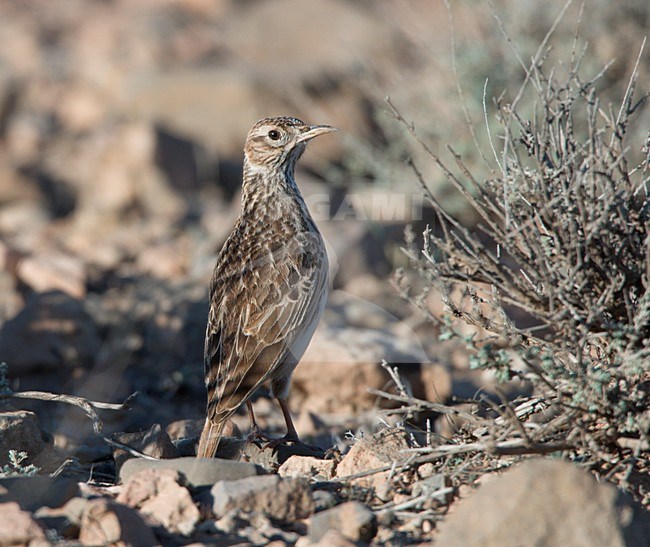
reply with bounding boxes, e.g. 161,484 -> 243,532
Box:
397,31 -> 649,488
1,450 -> 39,477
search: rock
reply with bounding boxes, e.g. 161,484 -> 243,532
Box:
416,462 -> 437,480
35,497 -> 88,540
312,490 -> 338,512
169,422 -> 245,462
117,468 -> 200,536
31,444 -> 72,475
79,281 -> 208,404
56,85 -> 106,133
4,114 -> 45,167
50,121 -> 184,223
0,501 -> 47,545
278,455 -> 336,481
411,473 -> 453,505
309,528 -> 357,547
125,68 -> 266,156
167,418 -> 240,455
16,251 -> 86,298
0,271 -> 22,323
335,428 -> 411,500
420,362 -> 453,403
292,350 -> 391,413
319,220 -> 394,287
119,456 -> 263,488
214,510 -> 301,545
0,410 -> 46,466
78,498 -> 158,547
294,411 -> 328,438
173,437 -> 199,457
224,0 -> 389,82
0,202 -> 50,257
166,418 -> 204,441
0,476 -> 78,512
112,423 -> 179,469
136,239 -> 189,281
435,459 -> 650,547
309,501 -> 377,544
343,273 -> 391,303
0,290 -> 101,375
241,441 -> 325,473
294,292 -> 429,414
210,475 -> 313,521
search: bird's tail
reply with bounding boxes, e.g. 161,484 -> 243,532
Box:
197,418 -> 226,458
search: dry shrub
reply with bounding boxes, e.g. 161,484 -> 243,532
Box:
394,23 -> 649,496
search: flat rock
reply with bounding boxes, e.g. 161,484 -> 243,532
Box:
0,410 -> 46,466
78,498 -> 158,547
435,458 -> 650,547
309,501 -> 377,543
0,475 -> 79,512
278,455 -> 336,481
119,456 -> 263,488
210,475 -> 313,521
240,441 -> 325,473
117,468 -> 200,536
0,501 -> 47,545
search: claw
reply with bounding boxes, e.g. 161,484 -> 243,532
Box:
246,425 -> 270,445
263,433 -> 300,451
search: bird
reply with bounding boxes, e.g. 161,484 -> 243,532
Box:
197,116 -> 336,458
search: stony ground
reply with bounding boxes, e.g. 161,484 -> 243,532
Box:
1,406 -> 648,545
0,0 -> 648,545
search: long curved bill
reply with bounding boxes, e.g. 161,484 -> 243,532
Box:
296,125 -> 338,143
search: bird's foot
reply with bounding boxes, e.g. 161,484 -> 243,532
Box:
246,426 -> 271,445
262,433 -> 300,451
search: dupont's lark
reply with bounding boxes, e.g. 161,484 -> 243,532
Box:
197,116 -> 336,458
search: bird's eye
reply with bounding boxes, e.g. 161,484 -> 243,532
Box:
268,129 -> 281,140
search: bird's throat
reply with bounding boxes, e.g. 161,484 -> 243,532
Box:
241,159 -> 312,226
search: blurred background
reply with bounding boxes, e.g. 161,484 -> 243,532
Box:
0,0 -> 648,454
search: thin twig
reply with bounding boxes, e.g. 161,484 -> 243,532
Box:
332,439 -> 571,484
3,389 -> 158,461
367,388 -> 479,423
375,488 -> 455,514
611,36 -> 646,147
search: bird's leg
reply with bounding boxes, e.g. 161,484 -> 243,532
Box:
263,398 -> 300,449
246,400 -> 269,444
278,398 -> 299,441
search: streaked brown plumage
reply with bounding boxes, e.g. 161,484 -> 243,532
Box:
197,116 -> 335,458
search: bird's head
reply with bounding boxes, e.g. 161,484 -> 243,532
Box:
243,116 -> 336,171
